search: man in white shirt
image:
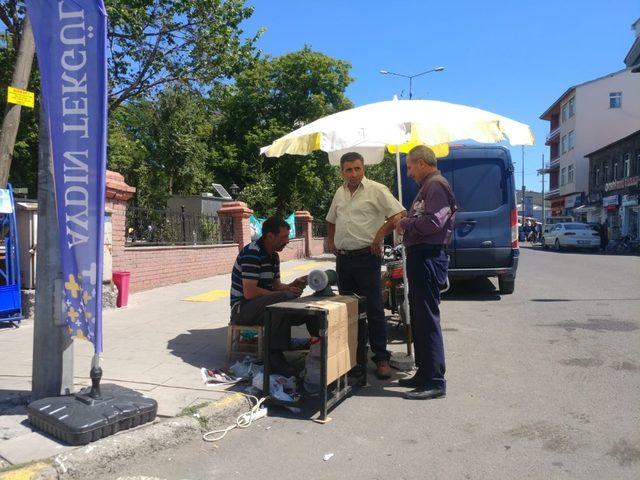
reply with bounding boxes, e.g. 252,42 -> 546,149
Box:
326,152 -> 405,379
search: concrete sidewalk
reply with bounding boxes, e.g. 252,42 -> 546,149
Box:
0,255 -> 335,469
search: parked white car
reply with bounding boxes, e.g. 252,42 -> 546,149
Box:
541,223 -> 600,251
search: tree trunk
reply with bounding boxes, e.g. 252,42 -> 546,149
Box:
0,16 -> 35,188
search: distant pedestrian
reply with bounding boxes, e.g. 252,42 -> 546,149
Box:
600,221 -> 608,251
523,222 -> 531,242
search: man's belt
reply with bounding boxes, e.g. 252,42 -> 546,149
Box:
336,246 -> 371,257
406,244 -> 446,255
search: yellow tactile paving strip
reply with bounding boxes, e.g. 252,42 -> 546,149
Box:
183,289 -> 229,302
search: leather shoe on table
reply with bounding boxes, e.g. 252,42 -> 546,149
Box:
403,387 -> 446,400
398,372 -> 424,388
375,360 -> 392,380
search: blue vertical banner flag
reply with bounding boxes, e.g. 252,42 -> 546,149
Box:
26,0 -> 108,352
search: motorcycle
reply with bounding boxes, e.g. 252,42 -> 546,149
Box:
381,244 -> 452,357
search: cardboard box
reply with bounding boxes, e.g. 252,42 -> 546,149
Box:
313,296 -> 359,383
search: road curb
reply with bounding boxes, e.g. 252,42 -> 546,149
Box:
0,393 -> 251,480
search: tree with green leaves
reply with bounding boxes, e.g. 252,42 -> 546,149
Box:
109,87 -> 214,208
1,0 -> 261,194
211,47 -> 354,217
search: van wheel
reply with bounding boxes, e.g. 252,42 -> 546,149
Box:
498,276 -> 515,295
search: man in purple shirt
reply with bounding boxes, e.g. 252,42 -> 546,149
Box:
394,145 -> 457,400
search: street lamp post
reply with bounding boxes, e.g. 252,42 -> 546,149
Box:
379,66 -> 444,99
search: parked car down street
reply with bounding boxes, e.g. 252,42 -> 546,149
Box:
541,222 -> 601,251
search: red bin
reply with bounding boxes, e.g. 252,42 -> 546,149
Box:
112,271 -> 131,308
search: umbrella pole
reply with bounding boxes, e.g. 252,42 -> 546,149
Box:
395,150 -> 403,203
395,149 -> 412,358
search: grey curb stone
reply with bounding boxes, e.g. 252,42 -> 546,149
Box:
1,393 -> 251,480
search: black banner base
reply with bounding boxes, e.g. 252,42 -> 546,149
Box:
27,383 -> 157,446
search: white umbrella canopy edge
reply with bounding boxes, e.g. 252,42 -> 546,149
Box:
260,98 -> 535,162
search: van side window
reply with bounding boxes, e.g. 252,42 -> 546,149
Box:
453,158 -> 507,212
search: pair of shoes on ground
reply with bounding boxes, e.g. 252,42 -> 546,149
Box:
269,350 -> 297,377
398,371 -> 446,400
375,360 -> 392,379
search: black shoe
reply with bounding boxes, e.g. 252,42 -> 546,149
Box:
269,351 -> 296,377
398,372 -> 424,388
403,387 -> 446,400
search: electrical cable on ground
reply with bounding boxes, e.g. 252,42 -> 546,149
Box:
202,393 -> 267,442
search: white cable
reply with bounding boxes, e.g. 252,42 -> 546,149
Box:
202,394 -> 267,442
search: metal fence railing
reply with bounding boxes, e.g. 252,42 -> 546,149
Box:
312,220 -> 327,238
125,206 -> 235,246
294,218 -> 305,239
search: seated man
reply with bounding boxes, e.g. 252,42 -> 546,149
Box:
230,216 -> 309,374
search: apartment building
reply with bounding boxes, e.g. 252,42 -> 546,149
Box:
540,68 -> 640,219
585,130 -> 640,239
624,18 -> 640,72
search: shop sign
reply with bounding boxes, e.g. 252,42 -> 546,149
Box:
603,195 -> 619,207
588,192 -> 602,203
565,193 -> 581,208
621,194 -> 639,207
604,176 -> 639,192
524,196 -> 534,217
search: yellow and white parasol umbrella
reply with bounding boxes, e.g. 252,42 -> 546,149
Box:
261,97 -> 534,165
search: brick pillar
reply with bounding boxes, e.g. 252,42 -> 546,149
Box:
105,170 -> 136,270
295,210 -> 313,257
218,201 -> 254,249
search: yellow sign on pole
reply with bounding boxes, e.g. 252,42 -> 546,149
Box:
7,86 -> 35,108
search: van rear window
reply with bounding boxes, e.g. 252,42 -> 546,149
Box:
453,159 -> 507,212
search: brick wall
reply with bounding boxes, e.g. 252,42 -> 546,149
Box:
108,177 -> 329,293
118,244 -> 239,293
278,238 -> 306,262
309,237 -> 327,257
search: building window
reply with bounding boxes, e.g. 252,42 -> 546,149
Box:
623,153 -> 630,178
594,167 -> 600,186
609,92 -> 622,108
613,161 -> 619,180
561,135 -> 567,154
604,162 -> 610,181
568,97 -> 575,117
568,164 -> 574,183
561,104 -> 567,122
568,131 -> 575,150
561,167 -> 567,186
636,153 -> 640,176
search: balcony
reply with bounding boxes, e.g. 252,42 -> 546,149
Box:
545,126 -> 560,145
545,188 -> 560,199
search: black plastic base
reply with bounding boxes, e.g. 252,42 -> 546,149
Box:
27,384 -> 157,446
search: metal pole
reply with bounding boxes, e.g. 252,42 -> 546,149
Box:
396,149 -> 411,357
521,146 -> 525,226
541,154 -> 546,233
409,77 -> 412,100
32,103 -> 74,400
181,205 -> 186,245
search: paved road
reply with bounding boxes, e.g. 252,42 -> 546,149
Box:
101,247 -> 640,480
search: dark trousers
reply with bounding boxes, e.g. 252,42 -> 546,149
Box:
406,245 -> 448,389
231,291 -> 317,351
336,252 -> 389,363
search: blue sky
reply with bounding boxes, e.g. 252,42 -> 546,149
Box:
243,0 -> 638,192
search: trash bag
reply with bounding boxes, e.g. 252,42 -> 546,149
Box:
252,373 -> 298,402
303,337 -> 322,394
229,356 -> 262,379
